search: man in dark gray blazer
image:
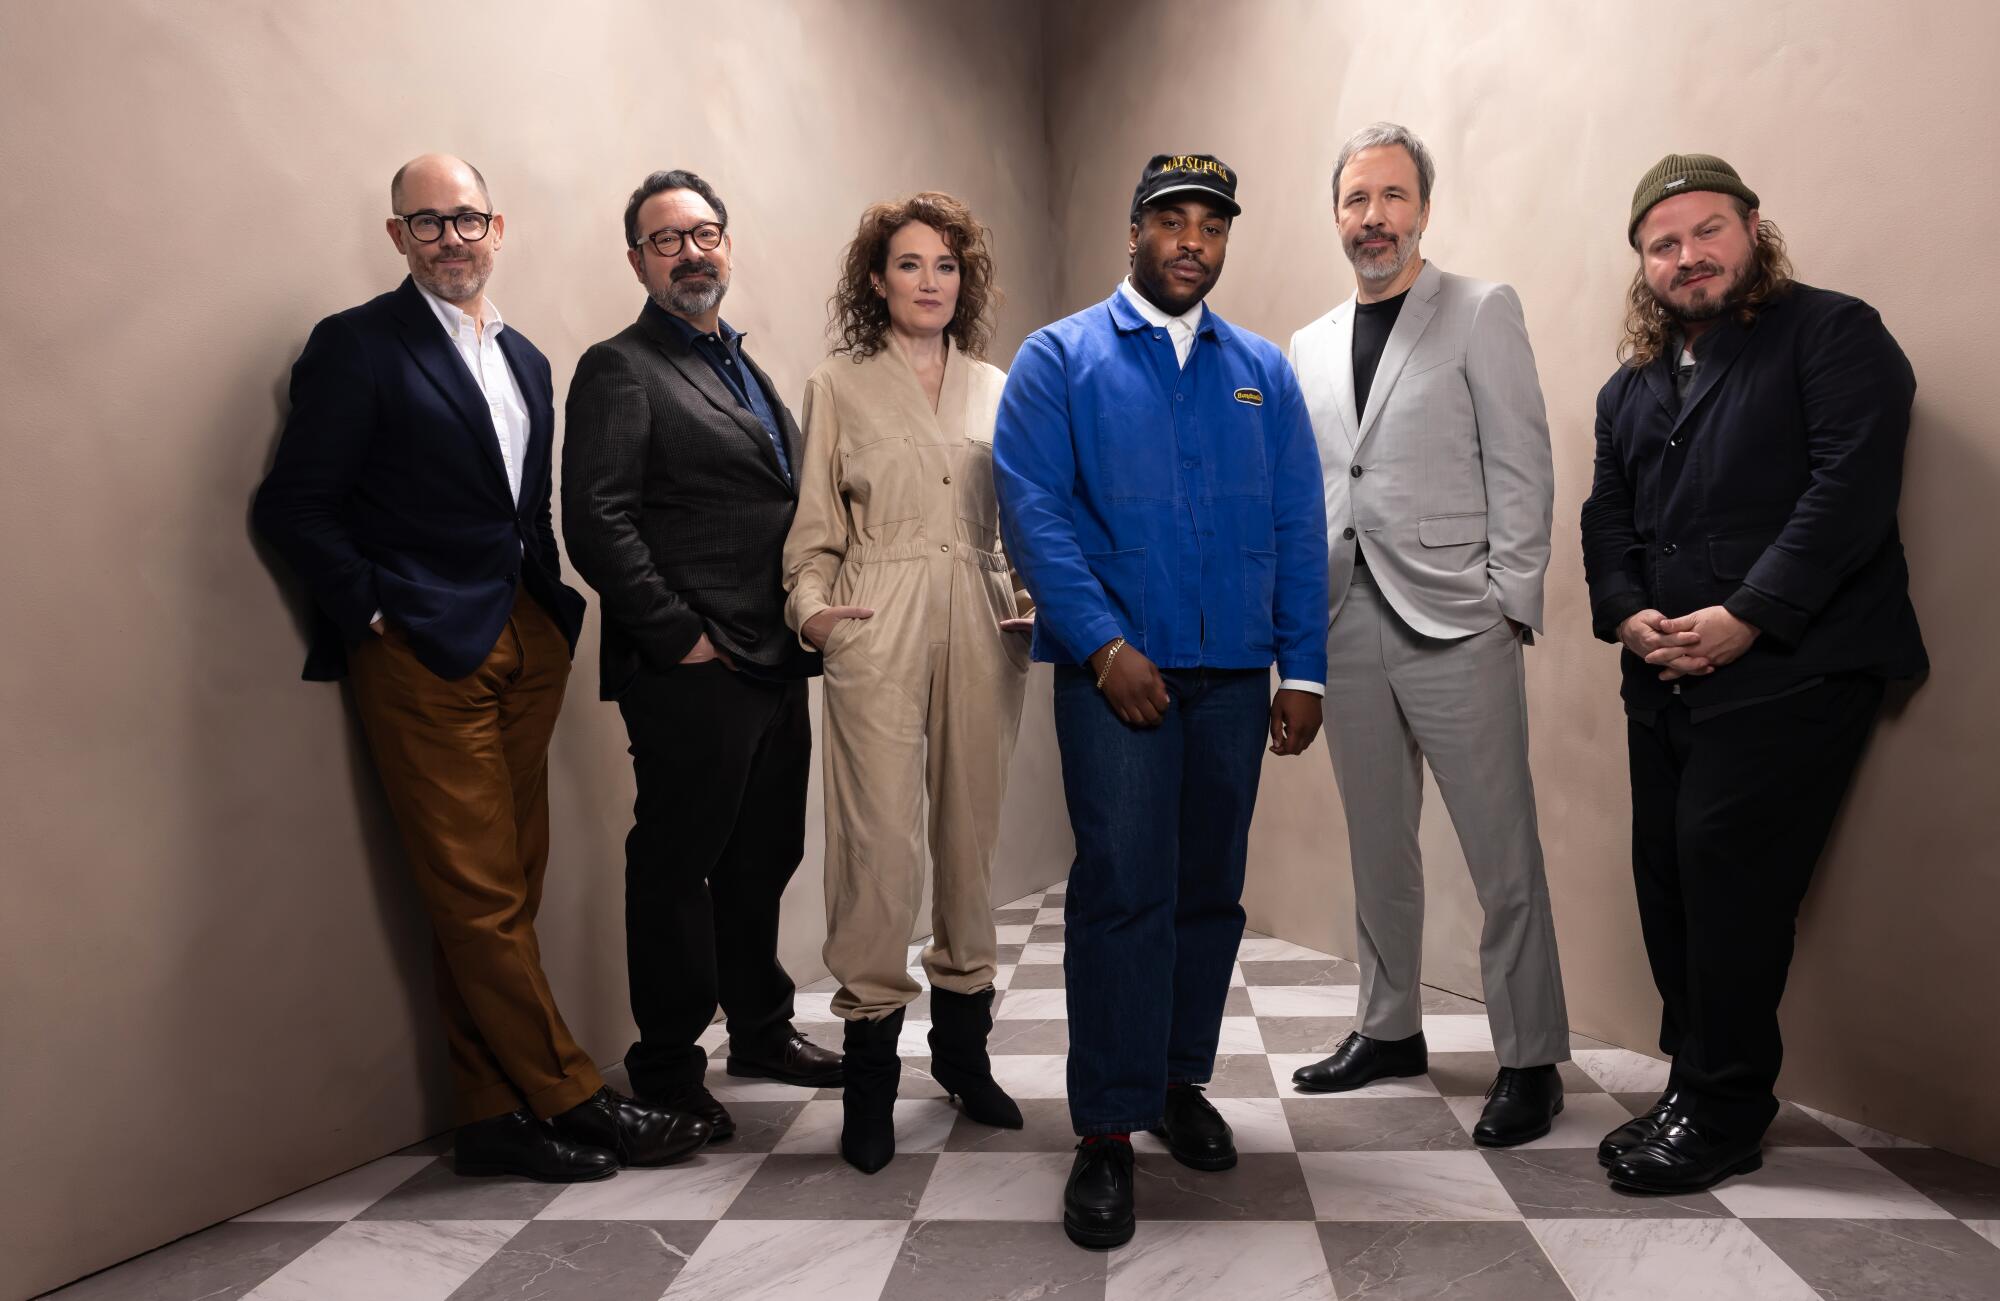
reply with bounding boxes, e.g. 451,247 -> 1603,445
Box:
563,169 -> 840,1143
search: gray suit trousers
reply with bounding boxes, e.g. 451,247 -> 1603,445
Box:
1324,570 -> 1569,1066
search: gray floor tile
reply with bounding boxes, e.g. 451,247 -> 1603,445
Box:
1318,1221 -> 1572,1300
1284,1097 -> 1476,1152
1222,985 -> 1255,1017
1239,959 -> 1360,986
1204,1053 -> 1281,1097
880,1220 -> 1107,1300
1483,1148 -> 1732,1218
1427,1052 -> 1604,1097
992,909 -> 1039,925
1254,1016 -> 1358,1054
44,1222 -> 340,1300
1744,1217 -> 2000,1300
986,1018 -> 1071,1054
721,1152 -> 937,1219
714,1100 -> 811,1153
353,1158 -> 568,1220
394,1131 -> 458,1156
816,1058 -> 943,1101
1006,964 -> 1066,989
1421,987 -> 1487,1014
945,1097 -> 1079,1153
1028,923 -> 1066,943
1131,1152 -> 1315,1220
996,943 -> 1025,964
445,1219 -> 711,1300
1762,1101 -> 1849,1147
1862,1148 -> 2000,1219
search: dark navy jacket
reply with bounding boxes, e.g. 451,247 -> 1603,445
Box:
254,277 -> 586,681
1581,282 -> 1926,709
994,291 -> 1329,684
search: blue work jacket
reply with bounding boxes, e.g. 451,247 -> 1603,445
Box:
994,291 -> 1329,683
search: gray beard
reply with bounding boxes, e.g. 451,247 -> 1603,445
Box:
1348,236 -> 1416,284
654,275 -> 726,318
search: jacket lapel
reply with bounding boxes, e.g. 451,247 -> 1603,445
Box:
1671,317 -> 1753,436
639,309 -> 791,486
390,278 -> 513,503
1330,301 -> 1359,452
737,348 -> 801,493
1354,259 -> 1443,453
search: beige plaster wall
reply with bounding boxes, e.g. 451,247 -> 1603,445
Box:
0,2 -> 1061,1294
1044,0 -> 2000,1163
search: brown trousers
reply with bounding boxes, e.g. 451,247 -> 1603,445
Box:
349,589 -> 603,1124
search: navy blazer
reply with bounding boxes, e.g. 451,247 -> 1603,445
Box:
1581,282 -> 1927,709
254,277 -> 586,681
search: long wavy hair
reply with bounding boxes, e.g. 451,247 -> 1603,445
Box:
1620,204 -> 1795,367
828,192 -> 996,359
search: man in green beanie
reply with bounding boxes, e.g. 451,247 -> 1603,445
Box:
1581,155 -> 1927,1193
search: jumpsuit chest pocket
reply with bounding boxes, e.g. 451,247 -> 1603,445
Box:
956,437 -> 1000,533
840,435 -> 922,537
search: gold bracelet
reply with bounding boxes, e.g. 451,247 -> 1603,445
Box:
1094,637 -> 1126,690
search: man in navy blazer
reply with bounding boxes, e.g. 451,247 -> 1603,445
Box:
1582,155 -> 1926,1195
255,154 -> 707,1181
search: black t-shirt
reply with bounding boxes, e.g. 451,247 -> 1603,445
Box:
1352,288 -> 1410,418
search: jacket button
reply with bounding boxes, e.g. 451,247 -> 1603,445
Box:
943,475 -> 951,484
1668,437 -> 1681,448
1350,465 -> 1364,478
940,544 -> 950,553
1662,543 -> 1679,556
1343,527 -> 1356,540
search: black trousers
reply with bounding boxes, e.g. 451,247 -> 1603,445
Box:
1627,675 -> 1883,1139
617,662 -> 812,1095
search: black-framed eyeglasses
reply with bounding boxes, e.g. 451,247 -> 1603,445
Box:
395,211 -> 493,243
635,221 -> 726,256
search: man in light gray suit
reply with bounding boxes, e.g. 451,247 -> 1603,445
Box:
1286,123 -> 1569,1147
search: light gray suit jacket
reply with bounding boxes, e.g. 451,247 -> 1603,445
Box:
1289,260 -> 1553,638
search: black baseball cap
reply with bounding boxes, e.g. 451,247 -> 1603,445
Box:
1130,153 -> 1240,221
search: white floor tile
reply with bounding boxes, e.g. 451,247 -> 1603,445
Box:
895,1018 -> 934,1058
993,923 -> 1034,945
232,1154 -> 434,1222
1299,1151 -> 1520,1220
705,1067 -> 826,1102
1044,881 -> 1067,896
1795,1104 -> 1927,1148
994,987 -> 1069,1020
984,1054 -> 1071,1099
1229,962 -> 1248,987
1214,1016 -> 1267,1054
1247,985 -> 1360,1018
772,1099 -> 959,1156
663,1219 -> 909,1300
1236,936 -> 1339,962
1707,1147 -> 1953,1219
1107,1221 -> 1335,1300
1131,1097 -> 1294,1155
1017,942 -> 1066,965
241,1219 -> 522,1301
1572,1048 -> 1672,1093
1034,907 -> 1066,925
1267,1054 -> 1438,1098
1418,1014 -> 1496,1051
914,1152 -> 1072,1220
1530,1218 -> 1819,1301
1442,1092 -> 1637,1148
791,992 -> 843,1023
1001,891 -> 1046,910
537,1154 -> 765,1220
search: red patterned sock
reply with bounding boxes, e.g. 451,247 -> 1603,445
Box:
1082,1132 -> 1132,1146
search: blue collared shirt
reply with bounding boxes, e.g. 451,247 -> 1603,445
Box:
649,300 -> 791,480
994,290 -> 1329,684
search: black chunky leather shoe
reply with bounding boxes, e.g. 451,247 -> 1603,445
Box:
928,987 -> 1024,1129
1472,1065 -> 1563,1147
454,1108 -> 618,1183
1598,1089 -> 1679,1167
1150,1083 -> 1237,1171
1291,1031 -> 1428,1093
840,1010 -> 903,1174
645,1082 -> 735,1143
728,1029 -> 846,1088
548,1087 -> 710,1167
1607,1113 -> 1763,1193
1063,1139 -> 1136,1249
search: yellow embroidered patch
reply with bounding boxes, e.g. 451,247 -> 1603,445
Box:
1234,387 -> 1264,406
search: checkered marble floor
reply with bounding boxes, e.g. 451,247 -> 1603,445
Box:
50,880 -> 2000,1300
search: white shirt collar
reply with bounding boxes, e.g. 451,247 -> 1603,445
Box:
415,281 -> 505,341
1117,276 -> 1203,336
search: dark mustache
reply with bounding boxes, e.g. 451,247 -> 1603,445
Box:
1352,225 -> 1397,246
1674,261 -> 1724,287
672,260 -> 721,282
1167,254 -> 1207,271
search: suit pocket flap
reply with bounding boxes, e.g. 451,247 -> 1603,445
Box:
1417,513 -> 1488,547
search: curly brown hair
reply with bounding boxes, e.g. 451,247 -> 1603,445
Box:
1620,203 -> 1795,367
828,192 -> 997,359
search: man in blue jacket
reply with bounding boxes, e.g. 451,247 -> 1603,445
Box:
1582,155 -> 1926,1194
995,154 -> 1329,1249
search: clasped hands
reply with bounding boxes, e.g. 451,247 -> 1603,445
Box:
1616,605 -> 1760,680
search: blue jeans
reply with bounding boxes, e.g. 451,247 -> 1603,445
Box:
1053,664 -> 1271,1135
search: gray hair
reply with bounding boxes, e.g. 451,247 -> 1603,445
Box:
1330,122 -> 1435,207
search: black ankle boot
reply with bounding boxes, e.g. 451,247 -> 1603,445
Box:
840,1010 -> 904,1173
928,987 -> 1024,1129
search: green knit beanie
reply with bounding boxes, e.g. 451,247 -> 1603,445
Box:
1628,154 -> 1760,246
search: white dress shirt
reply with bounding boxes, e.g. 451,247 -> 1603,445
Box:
1114,279 -> 1323,696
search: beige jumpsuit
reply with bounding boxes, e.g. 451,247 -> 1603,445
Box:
783,340 -> 1031,1022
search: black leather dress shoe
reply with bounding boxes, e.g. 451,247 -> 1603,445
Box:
548,1087 -> 709,1167
1472,1065 -> 1563,1147
1606,1113 -> 1762,1193
727,1031 -> 845,1088
1291,1031 -> 1428,1093
1063,1140 -> 1136,1249
454,1108 -> 618,1183
645,1082 -> 735,1143
1598,1089 -> 1679,1167
1149,1084 -> 1237,1171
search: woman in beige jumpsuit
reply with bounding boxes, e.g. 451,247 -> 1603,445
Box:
783,193 -> 1031,1172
